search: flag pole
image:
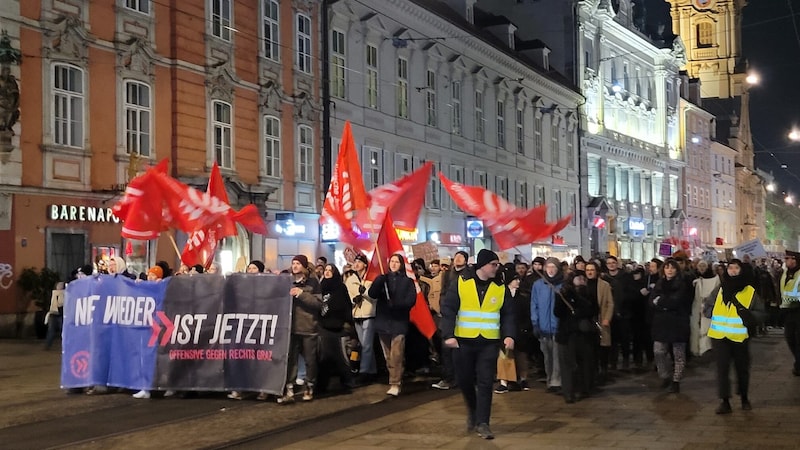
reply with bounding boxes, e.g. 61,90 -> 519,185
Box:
368,213 -> 386,275
167,234 -> 182,262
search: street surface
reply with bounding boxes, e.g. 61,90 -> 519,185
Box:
1,329 -> 798,449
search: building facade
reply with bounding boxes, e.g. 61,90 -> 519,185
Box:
0,0 -> 323,329
710,140 -> 738,252
324,0 -> 583,263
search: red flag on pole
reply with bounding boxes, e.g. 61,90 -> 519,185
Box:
439,173 -> 571,250
321,121 -> 371,249
355,161 -> 432,233
365,213 -> 437,339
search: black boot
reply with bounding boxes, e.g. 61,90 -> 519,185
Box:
715,399 -> 732,414
667,381 -> 679,393
741,396 -> 752,411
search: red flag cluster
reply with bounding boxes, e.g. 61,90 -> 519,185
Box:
438,173 -> 572,250
112,160 -> 266,268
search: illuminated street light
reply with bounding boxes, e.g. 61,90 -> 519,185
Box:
786,194 -> 794,205
746,72 -> 759,85
612,83 -> 622,93
766,182 -> 776,192
691,136 -> 700,144
790,129 -> 800,141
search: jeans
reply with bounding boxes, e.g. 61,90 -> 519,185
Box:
286,334 -> 318,391
453,341 -> 498,425
355,318 -> 377,375
538,336 -> 561,388
45,315 -> 62,350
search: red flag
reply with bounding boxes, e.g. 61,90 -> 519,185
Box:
355,161 -> 432,233
153,171 -> 232,232
321,121 -> 370,248
439,173 -> 571,250
181,163 -> 236,267
113,160 -> 171,240
365,213 -> 437,339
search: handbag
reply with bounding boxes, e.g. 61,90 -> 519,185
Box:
731,297 -> 757,329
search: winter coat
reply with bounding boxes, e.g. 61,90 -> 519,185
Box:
530,277 -> 562,337
510,286 -> 534,352
589,278 -> 614,347
368,270 -> 416,335
649,275 -> 692,343
291,276 -> 322,335
554,284 -> 599,345
420,273 -> 443,314
439,271 -> 516,343
344,271 -> 375,319
320,276 -> 353,332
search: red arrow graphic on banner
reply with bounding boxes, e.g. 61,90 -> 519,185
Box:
149,320 -> 162,347
157,311 -> 174,346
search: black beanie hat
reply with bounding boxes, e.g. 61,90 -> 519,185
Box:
249,260 -> 265,273
292,255 -> 309,269
455,250 -> 469,262
475,249 -> 499,270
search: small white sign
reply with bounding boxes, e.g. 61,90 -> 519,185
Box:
733,238 -> 768,260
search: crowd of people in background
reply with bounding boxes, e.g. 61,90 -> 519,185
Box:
47,246 -> 800,435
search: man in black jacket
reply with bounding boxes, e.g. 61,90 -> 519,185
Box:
440,249 -> 515,440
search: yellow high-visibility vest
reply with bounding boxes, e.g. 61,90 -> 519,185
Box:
780,271 -> 800,309
454,277 -> 505,339
708,285 -> 754,343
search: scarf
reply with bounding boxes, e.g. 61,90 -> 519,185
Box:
543,270 -> 564,286
720,273 -> 749,305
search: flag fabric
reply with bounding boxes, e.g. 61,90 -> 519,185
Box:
181,163 -> 236,267
113,160 -> 170,240
320,121 -> 370,249
355,161 -> 432,233
365,213 -> 437,339
438,173 -> 572,250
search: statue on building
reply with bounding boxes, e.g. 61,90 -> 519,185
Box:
0,66 -> 19,132
632,0 -> 647,32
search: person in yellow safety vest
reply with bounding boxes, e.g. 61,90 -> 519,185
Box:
440,249 -> 515,440
708,259 -> 758,414
780,250 -> 800,377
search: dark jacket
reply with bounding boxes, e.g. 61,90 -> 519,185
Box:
649,274 -> 692,343
602,270 -> 635,319
292,275 -> 322,335
439,271 -> 516,344
319,276 -> 353,332
368,270 -> 416,335
554,283 -> 599,344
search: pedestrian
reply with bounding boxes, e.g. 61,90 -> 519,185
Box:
779,250 -> 800,376
494,275 -> 533,393
316,264 -> 356,393
440,249 -> 515,440
708,259 -> 760,414
368,253 -> 416,397
344,253 -> 378,385
555,271 -> 599,403
531,257 -> 564,394
432,251 -> 470,390
44,282 -> 65,351
649,258 -> 692,393
692,260 -> 719,357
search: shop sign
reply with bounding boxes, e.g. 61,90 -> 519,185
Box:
274,219 -> 306,237
49,204 -> 120,223
440,233 -> 463,245
396,228 -> 418,242
466,220 -> 484,238
629,218 -> 645,233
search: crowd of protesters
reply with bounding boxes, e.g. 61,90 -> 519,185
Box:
49,247 -> 800,438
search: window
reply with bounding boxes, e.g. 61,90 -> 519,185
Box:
566,133 -> 574,169
568,192 -> 577,226
365,146 -> 383,189
296,14 -> 312,73
631,172 -> 641,202
496,100 -> 505,148
53,64 -> 84,147
427,161 -> 441,209
587,156 -> 600,197
623,63 -> 629,91
535,185 -> 546,207
553,190 -> 562,220
607,165 -> 616,199
125,0 -> 150,14
451,81 -> 462,135
124,80 -> 151,157
474,170 -> 487,188
697,22 -> 713,48
497,177 -> 509,202
396,57 -> 409,118
551,121 -> 559,166
262,0 -> 279,60
450,165 -> 464,211
212,101 -> 232,168
516,108 -> 524,154
264,116 -> 280,177
475,91 -> 484,142
426,70 -> 437,127
298,125 -> 313,182
652,173 -> 663,205
534,115 -> 543,160
517,181 -> 529,208
211,0 -> 232,41
331,30 -> 346,98
669,175 -> 679,209
616,168 -> 628,201
366,45 -> 379,109
396,154 -> 412,178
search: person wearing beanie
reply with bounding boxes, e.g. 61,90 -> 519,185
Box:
276,254 -> 322,404
531,256 -> 564,394
368,254 -> 416,397
147,266 -> 164,281
344,253 -> 378,385
780,250 -> 800,376
440,248 -> 515,440
246,260 -> 265,273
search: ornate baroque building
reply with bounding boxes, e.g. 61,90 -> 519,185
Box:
0,0 -> 323,332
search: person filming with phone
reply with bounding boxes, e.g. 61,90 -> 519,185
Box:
440,249 -> 516,440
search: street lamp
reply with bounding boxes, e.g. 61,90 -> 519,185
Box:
767,182 -> 776,193
786,194 -> 794,205
789,129 -> 800,142
745,72 -> 760,85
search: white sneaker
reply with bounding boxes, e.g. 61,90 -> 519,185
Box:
164,390 -> 176,397
132,390 -> 150,399
386,385 -> 400,397
295,378 -> 305,386
227,391 -> 242,400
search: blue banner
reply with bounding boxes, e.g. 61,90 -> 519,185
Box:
61,275 -> 168,389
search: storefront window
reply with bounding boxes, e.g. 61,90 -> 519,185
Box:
123,239 -> 152,276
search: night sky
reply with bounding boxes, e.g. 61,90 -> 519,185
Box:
644,1 -> 800,194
